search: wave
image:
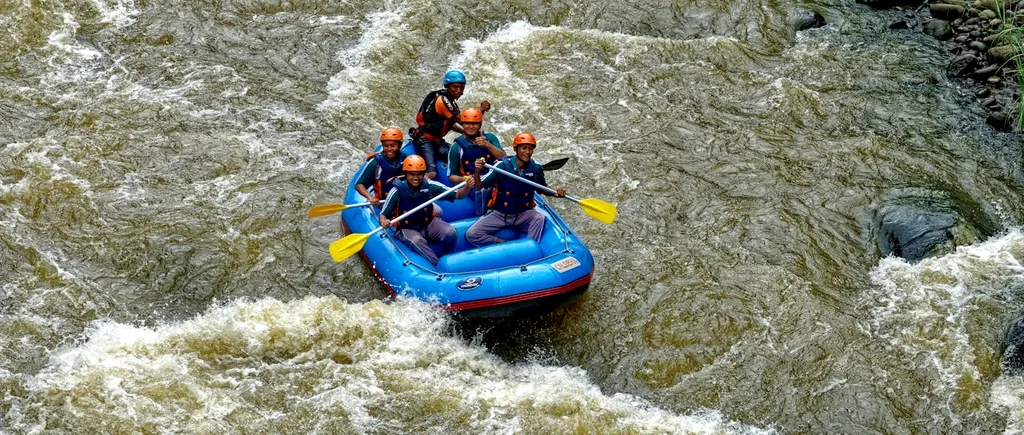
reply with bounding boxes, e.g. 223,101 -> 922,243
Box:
862,229 -> 1024,422
5,296 -> 773,434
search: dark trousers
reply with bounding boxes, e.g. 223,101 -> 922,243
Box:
395,219 -> 456,266
412,136 -> 450,174
466,209 -> 545,246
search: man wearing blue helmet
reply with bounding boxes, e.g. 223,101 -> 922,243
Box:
411,70 -> 491,180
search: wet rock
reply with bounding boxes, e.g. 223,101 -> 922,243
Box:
977,87 -> 992,97
924,20 -> 954,39
989,45 -> 1018,62
969,40 -> 989,51
931,3 -> 967,19
857,0 -> 923,8
1003,318 -> 1024,376
977,0 -> 1013,11
973,63 -> 1000,76
948,54 -> 980,77
792,11 -> 827,31
979,9 -> 998,20
987,111 -> 1013,130
876,205 -> 958,263
890,20 -> 911,29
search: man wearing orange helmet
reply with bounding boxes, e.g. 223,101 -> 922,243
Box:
410,70 -> 491,180
447,107 -> 504,184
379,155 -> 475,266
355,127 -> 407,207
447,107 -> 505,215
466,132 -> 566,246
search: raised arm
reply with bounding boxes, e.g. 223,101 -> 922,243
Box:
476,133 -> 505,159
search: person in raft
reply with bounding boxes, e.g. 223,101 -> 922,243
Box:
466,132 -> 566,246
410,70 -> 491,180
379,155 -> 474,266
446,107 -> 504,215
354,127 -> 406,207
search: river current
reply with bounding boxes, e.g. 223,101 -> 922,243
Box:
3,0 -> 1024,433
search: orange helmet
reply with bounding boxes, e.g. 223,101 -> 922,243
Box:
460,107 -> 483,123
402,155 -> 427,172
513,132 -> 537,147
380,127 -> 403,142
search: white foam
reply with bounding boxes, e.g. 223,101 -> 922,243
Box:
449,21 -> 545,130
14,297 -> 772,433
319,10 -> 408,113
87,0 -> 140,28
444,18 -> 731,204
451,20 -> 539,66
992,375 -> 1024,434
862,229 -> 1024,400
452,20 -> 735,70
47,13 -> 103,60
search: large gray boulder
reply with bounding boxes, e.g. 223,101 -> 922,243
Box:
924,20 -> 954,40
873,192 -> 994,263
1003,317 -> 1024,375
876,205 -> 959,262
930,4 -> 966,20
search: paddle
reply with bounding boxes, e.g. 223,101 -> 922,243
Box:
541,157 -> 569,171
483,163 -> 617,224
307,202 -> 374,218
328,181 -> 468,262
312,159 -> 566,219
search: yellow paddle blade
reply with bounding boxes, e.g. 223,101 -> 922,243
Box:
308,202 -> 372,218
308,204 -> 346,218
329,232 -> 372,262
579,198 -> 617,224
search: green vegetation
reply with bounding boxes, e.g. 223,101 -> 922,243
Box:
994,2 -> 1024,129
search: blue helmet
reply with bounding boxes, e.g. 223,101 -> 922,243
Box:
442,70 -> 467,86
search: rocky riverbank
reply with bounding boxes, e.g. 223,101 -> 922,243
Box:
849,0 -> 1024,377
859,0 -> 1023,132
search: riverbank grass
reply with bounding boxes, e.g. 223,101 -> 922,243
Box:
994,2 -> 1024,128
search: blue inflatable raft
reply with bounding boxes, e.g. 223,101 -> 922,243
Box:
340,141 -> 594,319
